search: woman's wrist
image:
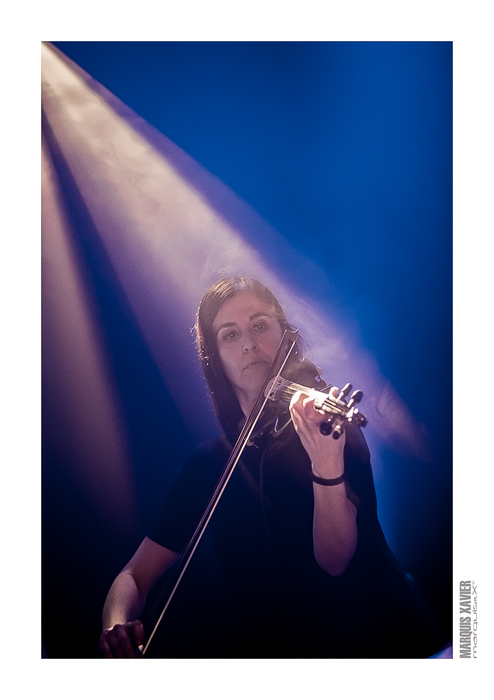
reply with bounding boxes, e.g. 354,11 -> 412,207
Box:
311,469 -> 345,486
311,459 -> 344,480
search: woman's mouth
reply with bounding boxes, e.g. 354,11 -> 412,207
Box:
243,360 -> 268,371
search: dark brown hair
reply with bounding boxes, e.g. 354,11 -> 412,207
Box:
195,277 -> 321,441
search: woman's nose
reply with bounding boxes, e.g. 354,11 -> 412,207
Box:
242,334 -> 258,353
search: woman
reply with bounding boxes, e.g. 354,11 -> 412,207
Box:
99,277 -> 448,658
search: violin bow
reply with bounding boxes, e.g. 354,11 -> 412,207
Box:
142,329 -> 299,656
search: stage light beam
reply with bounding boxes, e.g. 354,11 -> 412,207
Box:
41,41 -> 432,465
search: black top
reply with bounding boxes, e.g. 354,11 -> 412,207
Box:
147,423 -> 448,658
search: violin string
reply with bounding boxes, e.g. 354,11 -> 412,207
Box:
278,384 -> 347,417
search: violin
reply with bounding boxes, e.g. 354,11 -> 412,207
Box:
142,329 -> 367,655
264,376 -> 367,438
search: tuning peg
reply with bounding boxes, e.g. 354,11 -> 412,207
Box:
332,424 -> 343,439
319,420 -> 333,436
347,390 -> 363,408
337,383 -> 353,402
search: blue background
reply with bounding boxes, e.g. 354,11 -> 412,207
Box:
44,41 -> 452,657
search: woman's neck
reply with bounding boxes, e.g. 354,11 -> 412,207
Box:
236,391 -> 258,421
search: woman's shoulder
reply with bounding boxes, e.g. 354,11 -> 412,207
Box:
172,435 -> 232,486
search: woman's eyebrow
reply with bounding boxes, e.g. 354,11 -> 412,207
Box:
249,312 -> 270,321
214,312 -> 271,336
214,321 -> 237,336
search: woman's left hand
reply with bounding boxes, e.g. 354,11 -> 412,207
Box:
289,388 -> 346,479
291,388 -> 358,576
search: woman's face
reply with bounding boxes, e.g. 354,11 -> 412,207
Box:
212,290 -> 283,411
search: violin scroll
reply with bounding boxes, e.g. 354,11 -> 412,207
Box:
315,383 -> 366,438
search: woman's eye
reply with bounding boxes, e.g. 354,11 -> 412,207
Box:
253,321 -> 268,332
221,330 -> 238,342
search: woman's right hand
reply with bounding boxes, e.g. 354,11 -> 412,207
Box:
98,620 -> 144,658
99,538 -> 180,658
